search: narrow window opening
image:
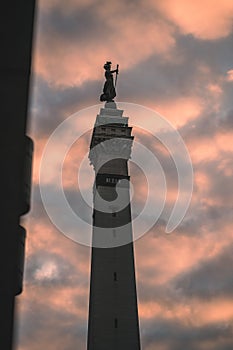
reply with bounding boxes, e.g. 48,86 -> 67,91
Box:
114,318 -> 118,328
114,272 -> 117,281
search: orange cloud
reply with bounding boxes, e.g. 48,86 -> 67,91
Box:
25,219 -> 91,273
39,0 -> 95,13
195,298 -> 233,325
135,226 -> 233,286
187,127 -> 233,165
62,134 -> 91,190
139,297 -> 233,327
154,0 -> 233,40
34,1 -> 175,87
152,96 -> 203,127
18,2 -> 233,349
207,83 -> 223,96
189,137 -> 220,163
215,131 -> 233,153
226,69 -> 233,82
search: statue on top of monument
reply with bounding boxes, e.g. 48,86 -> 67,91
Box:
100,61 -> 119,102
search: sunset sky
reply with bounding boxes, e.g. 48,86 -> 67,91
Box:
15,1 -> 233,349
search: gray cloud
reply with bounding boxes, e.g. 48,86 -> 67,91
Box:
219,108 -> 233,129
29,75 -> 101,136
39,5 -> 106,41
172,244 -> 233,299
19,1 -> 233,349
143,318 -> 233,350
25,251 -> 77,286
15,300 -> 87,350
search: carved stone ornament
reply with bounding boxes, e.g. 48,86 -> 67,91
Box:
89,137 -> 133,170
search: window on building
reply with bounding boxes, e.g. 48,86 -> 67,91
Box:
114,318 -> 118,328
114,272 -> 117,281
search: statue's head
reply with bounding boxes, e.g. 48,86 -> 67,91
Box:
104,61 -> 111,70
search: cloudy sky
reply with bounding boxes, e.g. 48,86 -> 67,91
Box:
15,1 -> 233,349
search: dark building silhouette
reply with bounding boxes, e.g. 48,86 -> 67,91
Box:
87,102 -> 141,349
0,2 -> 35,349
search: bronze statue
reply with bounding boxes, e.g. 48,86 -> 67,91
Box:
100,61 -> 119,102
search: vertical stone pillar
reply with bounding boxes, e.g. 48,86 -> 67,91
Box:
87,102 -> 141,350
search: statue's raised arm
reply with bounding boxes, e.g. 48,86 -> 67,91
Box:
100,61 -> 119,102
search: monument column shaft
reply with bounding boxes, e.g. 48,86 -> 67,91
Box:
87,103 -> 141,350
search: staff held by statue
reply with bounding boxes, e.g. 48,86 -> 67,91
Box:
115,64 -> 119,88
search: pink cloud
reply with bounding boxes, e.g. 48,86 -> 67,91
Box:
62,134 -> 91,190
25,219 -> 90,273
139,297 -> 233,326
226,69 -> 233,81
150,96 -> 204,127
187,128 -> 233,165
34,1 -> 175,87
17,1 -> 233,349
136,225 -> 233,286
30,137 -> 48,185
154,0 -> 233,40
39,0 -> 95,13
